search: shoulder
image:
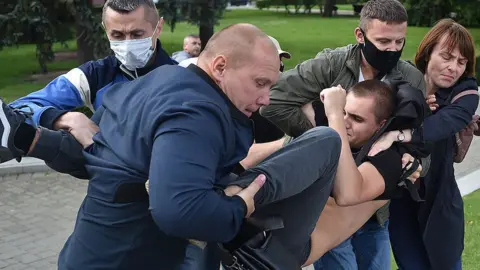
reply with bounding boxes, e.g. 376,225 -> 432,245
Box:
78,55 -> 118,74
363,146 -> 402,176
77,55 -> 119,89
314,44 -> 356,64
298,44 -> 356,76
396,60 -> 424,81
451,76 -> 479,95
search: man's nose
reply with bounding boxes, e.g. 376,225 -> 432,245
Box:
258,92 -> 270,107
344,115 -> 351,128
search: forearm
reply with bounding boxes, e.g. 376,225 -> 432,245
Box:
240,137 -> 286,169
328,115 -> 364,205
150,189 -> 247,242
27,128 -> 89,179
9,75 -> 87,127
260,104 -> 314,137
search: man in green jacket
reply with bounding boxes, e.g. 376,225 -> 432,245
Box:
260,0 -> 426,269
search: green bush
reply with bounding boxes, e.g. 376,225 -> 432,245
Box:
256,0 -> 273,9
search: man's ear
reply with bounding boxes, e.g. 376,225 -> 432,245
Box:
210,55 -> 227,82
154,17 -> 164,40
354,27 -> 364,44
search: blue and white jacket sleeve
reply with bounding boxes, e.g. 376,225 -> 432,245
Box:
148,101 -> 247,243
8,56 -> 117,128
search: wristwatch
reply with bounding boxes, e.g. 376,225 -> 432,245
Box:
397,130 -> 405,142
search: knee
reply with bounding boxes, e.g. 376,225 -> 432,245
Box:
305,127 -> 341,155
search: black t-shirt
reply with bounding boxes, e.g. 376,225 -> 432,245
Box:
361,145 -> 403,199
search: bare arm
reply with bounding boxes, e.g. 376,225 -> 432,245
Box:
240,137 -> 286,169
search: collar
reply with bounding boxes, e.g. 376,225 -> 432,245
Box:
187,65 -> 251,125
120,40 -> 176,80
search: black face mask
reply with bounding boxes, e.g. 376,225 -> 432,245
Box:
360,30 -> 404,75
280,61 -> 285,72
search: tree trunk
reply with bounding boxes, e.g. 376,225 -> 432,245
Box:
75,0 -> 95,64
199,5 -> 214,51
199,24 -> 214,51
323,0 -> 336,17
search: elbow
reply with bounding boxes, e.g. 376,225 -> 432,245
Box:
333,192 -> 360,207
240,158 -> 255,170
334,197 -> 357,207
150,207 -> 188,238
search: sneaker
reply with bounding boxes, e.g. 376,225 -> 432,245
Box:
0,99 -> 29,163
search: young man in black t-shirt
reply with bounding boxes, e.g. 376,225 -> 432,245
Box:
301,80 -> 420,265
303,80 -> 414,205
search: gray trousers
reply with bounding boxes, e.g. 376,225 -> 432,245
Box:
229,126 -> 341,265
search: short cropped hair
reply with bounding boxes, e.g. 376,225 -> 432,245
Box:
185,34 -> 200,39
348,80 -> 395,123
359,0 -> 408,31
102,0 -> 159,27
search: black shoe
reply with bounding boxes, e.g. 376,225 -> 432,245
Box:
0,99 -> 30,163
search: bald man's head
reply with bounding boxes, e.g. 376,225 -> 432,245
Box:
197,24 -> 280,117
199,24 -> 278,68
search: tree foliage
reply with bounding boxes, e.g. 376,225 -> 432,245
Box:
156,0 -> 229,49
0,0 -> 109,73
404,0 -> 480,27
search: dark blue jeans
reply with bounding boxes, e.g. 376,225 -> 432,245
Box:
313,219 -> 390,270
178,244 -> 219,270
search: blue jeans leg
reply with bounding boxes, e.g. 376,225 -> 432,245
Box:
352,219 -> 391,270
313,237 -> 358,270
177,244 -> 221,270
177,244 -> 204,270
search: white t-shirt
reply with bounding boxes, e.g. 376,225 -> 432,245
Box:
178,57 -> 198,68
358,67 -> 386,82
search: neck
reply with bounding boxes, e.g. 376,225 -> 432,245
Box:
197,59 -> 224,93
424,74 -> 438,96
144,47 -> 158,69
360,52 -> 379,80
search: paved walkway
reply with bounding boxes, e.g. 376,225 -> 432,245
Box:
0,172 -> 86,269
0,171 -> 314,269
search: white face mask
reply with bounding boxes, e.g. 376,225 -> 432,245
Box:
109,22 -> 159,70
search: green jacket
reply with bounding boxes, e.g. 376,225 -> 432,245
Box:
262,44 -> 427,225
261,44 -> 426,137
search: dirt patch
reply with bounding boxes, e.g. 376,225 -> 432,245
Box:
26,51 -> 78,83
28,70 -> 68,83
55,51 -> 78,61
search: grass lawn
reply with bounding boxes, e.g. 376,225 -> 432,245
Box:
336,4 -> 354,11
2,9 -> 480,103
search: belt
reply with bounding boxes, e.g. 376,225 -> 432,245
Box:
113,182 -> 149,203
